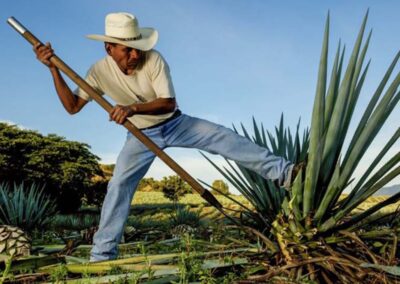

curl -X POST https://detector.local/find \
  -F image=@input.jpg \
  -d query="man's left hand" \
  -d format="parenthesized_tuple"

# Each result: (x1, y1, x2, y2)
(109, 105, 134, 124)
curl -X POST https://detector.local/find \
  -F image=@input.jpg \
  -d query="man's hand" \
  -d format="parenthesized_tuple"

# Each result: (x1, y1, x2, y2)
(33, 42, 56, 69)
(109, 105, 135, 124)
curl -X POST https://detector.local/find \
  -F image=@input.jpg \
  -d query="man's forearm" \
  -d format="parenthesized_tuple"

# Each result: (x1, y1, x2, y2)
(130, 98, 176, 115)
(50, 68, 83, 114)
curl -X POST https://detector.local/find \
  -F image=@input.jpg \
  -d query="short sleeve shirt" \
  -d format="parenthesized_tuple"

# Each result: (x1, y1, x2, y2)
(74, 50, 177, 129)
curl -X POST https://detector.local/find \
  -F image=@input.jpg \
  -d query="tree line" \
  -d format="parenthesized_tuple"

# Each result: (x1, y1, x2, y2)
(0, 123, 229, 212)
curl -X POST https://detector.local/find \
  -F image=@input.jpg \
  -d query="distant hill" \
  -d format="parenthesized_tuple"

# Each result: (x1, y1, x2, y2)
(374, 184, 400, 196)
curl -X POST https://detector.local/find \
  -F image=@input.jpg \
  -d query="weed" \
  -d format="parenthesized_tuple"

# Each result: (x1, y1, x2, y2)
(49, 263, 68, 283)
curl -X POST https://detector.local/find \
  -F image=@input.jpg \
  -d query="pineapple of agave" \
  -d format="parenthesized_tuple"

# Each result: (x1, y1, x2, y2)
(0, 225, 31, 257)
(208, 11, 400, 283)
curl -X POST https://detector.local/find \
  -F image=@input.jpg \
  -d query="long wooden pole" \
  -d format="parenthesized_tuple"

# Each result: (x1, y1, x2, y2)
(7, 17, 223, 211)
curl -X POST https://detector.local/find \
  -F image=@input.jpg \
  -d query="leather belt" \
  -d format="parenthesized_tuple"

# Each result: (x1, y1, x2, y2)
(139, 110, 182, 130)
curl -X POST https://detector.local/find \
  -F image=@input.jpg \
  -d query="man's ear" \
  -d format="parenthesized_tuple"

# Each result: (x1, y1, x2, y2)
(105, 43, 112, 56)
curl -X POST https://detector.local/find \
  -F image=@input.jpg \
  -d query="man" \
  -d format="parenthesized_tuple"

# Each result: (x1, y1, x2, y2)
(34, 12, 295, 261)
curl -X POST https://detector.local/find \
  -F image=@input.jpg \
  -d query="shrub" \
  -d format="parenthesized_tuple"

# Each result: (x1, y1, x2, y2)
(0, 182, 57, 232)
(170, 207, 201, 228)
(0, 123, 103, 212)
(160, 175, 192, 203)
(211, 179, 229, 195)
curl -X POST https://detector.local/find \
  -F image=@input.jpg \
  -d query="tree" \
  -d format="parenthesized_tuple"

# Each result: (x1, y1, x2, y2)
(0, 123, 104, 212)
(137, 177, 161, 192)
(211, 179, 230, 195)
(160, 175, 192, 203)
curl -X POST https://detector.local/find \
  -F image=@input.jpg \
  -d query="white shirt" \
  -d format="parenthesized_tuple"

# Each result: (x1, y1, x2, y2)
(74, 50, 177, 129)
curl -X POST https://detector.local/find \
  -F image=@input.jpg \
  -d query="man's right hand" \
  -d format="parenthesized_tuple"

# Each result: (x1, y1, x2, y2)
(33, 42, 56, 69)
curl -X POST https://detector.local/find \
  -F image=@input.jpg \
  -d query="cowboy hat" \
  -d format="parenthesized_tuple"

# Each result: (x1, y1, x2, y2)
(86, 12, 158, 51)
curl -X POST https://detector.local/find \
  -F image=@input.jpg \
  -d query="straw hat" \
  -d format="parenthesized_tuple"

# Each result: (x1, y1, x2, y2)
(86, 12, 158, 51)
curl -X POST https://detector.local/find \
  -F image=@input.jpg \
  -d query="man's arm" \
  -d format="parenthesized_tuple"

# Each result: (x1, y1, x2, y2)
(109, 98, 176, 124)
(33, 42, 88, 114)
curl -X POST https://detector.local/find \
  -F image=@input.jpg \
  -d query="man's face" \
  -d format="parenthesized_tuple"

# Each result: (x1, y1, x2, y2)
(106, 43, 142, 75)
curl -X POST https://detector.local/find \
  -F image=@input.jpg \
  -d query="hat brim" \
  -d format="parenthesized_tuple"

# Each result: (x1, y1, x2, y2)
(86, 28, 158, 51)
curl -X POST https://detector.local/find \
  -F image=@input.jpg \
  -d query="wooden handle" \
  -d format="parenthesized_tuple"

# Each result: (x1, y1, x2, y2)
(7, 17, 223, 210)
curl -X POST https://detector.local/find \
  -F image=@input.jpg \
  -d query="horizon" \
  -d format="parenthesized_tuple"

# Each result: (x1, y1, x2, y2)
(1, 1, 399, 194)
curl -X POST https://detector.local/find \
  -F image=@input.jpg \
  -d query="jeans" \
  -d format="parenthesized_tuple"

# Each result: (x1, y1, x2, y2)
(90, 113, 292, 261)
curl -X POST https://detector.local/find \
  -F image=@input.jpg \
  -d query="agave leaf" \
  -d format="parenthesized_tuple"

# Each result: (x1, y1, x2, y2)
(0, 182, 56, 231)
(345, 51, 400, 162)
(252, 117, 265, 148)
(290, 168, 303, 221)
(261, 123, 268, 148)
(335, 191, 400, 231)
(199, 179, 254, 215)
(303, 12, 329, 216)
(314, 159, 341, 223)
(339, 72, 400, 190)
(344, 154, 400, 212)
(341, 128, 400, 209)
(224, 160, 273, 213)
(324, 40, 342, 129)
(64, 274, 180, 284)
(239, 123, 251, 140)
(360, 263, 400, 276)
(0, 255, 64, 272)
(267, 130, 279, 153)
(349, 210, 399, 231)
(320, 12, 369, 187)
(320, 165, 400, 232)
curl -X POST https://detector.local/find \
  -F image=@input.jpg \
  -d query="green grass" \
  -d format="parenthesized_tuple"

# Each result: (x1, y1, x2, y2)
(131, 192, 400, 225)
(132, 192, 250, 207)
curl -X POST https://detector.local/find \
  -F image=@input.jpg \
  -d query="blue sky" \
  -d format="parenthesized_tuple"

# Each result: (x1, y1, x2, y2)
(1, 1, 399, 193)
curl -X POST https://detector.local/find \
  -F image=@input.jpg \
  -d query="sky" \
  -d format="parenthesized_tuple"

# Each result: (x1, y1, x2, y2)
(1, 1, 399, 194)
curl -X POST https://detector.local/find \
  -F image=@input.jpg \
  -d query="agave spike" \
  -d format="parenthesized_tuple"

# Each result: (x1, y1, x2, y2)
(314, 159, 341, 222)
(267, 130, 278, 153)
(341, 128, 400, 209)
(224, 161, 274, 213)
(324, 40, 342, 129)
(261, 123, 268, 147)
(320, 165, 400, 232)
(339, 71, 400, 190)
(239, 123, 251, 140)
(320, 65, 400, 217)
(303, 12, 329, 216)
(345, 152, 400, 211)
(320, 12, 369, 187)
(335, 191, 400, 232)
(319, 61, 372, 208)
(252, 117, 264, 147)
(335, 31, 372, 151)
(346, 51, 400, 163)
(290, 168, 304, 221)
(347, 30, 372, 105)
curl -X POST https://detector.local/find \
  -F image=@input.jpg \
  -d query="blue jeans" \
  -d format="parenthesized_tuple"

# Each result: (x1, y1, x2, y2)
(90, 113, 292, 261)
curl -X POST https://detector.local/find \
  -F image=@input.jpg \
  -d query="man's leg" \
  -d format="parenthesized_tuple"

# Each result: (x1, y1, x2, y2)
(90, 131, 162, 261)
(163, 114, 293, 186)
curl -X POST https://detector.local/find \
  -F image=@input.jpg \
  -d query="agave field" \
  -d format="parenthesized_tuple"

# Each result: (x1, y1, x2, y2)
(0, 11, 399, 284)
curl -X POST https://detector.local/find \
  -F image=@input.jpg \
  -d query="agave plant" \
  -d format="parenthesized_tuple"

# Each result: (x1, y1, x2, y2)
(208, 11, 400, 283)
(0, 182, 57, 232)
(203, 114, 309, 231)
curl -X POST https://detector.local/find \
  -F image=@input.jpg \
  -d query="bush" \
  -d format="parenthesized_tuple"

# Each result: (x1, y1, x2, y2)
(160, 175, 192, 203)
(211, 179, 229, 195)
(0, 123, 103, 212)
(0, 182, 57, 232)
(170, 206, 201, 228)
